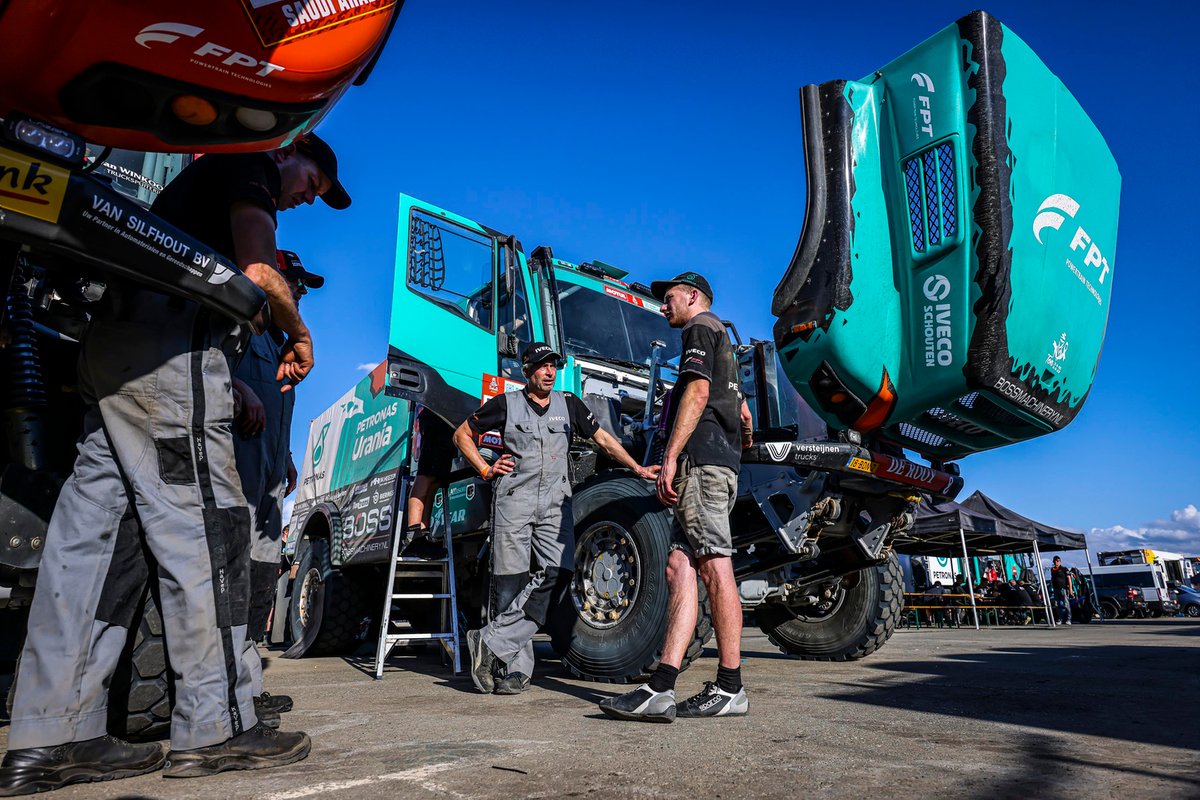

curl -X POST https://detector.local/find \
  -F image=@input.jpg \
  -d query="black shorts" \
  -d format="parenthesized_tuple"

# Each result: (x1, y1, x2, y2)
(415, 408, 455, 478)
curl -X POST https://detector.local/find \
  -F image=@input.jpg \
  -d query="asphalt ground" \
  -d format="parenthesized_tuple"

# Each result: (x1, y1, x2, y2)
(2, 617, 1198, 799)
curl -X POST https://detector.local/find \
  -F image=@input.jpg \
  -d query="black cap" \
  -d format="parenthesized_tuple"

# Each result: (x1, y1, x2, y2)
(294, 133, 351, 210)
(522, 341, 563, 367)
(650, 271, 714, 302)
(276, 249, 325, 289)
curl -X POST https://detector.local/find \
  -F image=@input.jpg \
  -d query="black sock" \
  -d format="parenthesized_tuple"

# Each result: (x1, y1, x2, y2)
(648, 663, 678, 693)
(717, 665, 742, 693)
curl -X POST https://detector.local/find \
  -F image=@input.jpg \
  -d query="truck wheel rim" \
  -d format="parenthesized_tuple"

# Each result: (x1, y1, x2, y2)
(298, 568, 323, 628)
(572, 522, 641, 630)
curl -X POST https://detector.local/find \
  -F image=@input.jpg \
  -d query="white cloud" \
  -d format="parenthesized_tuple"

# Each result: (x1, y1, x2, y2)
(281, 497, 295, 529)
(356, 362, 377, 372)
(1087, 504, 1200, 556)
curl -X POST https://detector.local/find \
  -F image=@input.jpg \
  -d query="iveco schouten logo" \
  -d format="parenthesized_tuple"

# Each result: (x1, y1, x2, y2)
(922, 274, 950, 302)
(1032, 194, 1080, 244)
(135, 22, 204, 48)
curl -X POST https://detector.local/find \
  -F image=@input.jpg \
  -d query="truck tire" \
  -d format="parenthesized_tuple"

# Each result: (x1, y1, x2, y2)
(1099, 599, 1121, 620)
(549, 474, 713, 683)
(6, 590, 172, 740)
(755, 551, 902, 661)
(107, 589, 172, 740)
(286, 536, 371, 656)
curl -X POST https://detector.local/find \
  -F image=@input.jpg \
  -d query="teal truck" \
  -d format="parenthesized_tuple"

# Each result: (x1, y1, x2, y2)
(284, 10, 1119, 681)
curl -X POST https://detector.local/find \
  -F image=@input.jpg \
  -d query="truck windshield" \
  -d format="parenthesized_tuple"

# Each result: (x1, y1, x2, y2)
(558, 283, 681, 367)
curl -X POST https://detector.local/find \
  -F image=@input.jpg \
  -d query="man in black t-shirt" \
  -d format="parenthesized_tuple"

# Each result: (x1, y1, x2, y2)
(455, 343, 657, 695)
(1049, 556, 1074, 626)
(2, 135, 350, 791)
(601, 272, 754, 724)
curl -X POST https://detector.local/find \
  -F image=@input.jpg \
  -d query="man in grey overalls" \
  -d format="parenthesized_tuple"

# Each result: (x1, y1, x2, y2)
(0, 136, 350, 795)
(232, 250, 323, 721)
(454, 343, 657, 695)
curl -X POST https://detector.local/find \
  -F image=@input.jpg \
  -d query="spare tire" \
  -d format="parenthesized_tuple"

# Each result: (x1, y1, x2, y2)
(755, 551, 902, 661)
(549, 474, 713, 683)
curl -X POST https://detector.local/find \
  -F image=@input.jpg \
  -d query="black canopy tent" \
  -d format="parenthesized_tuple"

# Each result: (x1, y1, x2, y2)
(960, 491, 1088, 552)
(890, 491, 1092, 629)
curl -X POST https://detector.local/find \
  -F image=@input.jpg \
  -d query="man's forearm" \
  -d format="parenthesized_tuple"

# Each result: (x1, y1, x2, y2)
(593, 428, 643, 472)
(663, 379, 708, 463)
(452, 422, 489, 477)
(243, 262, 308, 340)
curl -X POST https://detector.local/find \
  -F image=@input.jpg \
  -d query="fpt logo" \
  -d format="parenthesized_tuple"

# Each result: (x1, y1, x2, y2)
(910, 72, 935, 138)
(1032, 194, 1079, 244)
(910, 72, 935, 91)
(1033, 194, 1112, 287)
(311, 422, 331, 468)
(135, 22, 203, 47)
(134, 22, 285, 79)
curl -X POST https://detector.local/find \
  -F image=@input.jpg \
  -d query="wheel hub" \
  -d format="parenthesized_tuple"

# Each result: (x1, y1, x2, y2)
(572, 522, 641, 630)
(298, 567, 322, 627)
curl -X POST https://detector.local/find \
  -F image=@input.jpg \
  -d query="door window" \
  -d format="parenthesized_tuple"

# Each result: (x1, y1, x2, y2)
(497, 246, 532, 380)
(407, 208, 495, 331)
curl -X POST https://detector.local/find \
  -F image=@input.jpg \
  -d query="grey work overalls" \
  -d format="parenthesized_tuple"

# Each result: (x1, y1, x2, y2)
(480, 391, 574, 677)
(8, 288, 257, 751)
(232, 328, 294, 694)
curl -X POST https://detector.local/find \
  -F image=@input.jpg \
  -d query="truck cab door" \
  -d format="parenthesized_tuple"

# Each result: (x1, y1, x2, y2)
(385, 194, 534, 425)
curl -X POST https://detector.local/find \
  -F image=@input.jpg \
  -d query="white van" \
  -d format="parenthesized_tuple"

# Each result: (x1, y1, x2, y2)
(1090, 556, 1177, 615)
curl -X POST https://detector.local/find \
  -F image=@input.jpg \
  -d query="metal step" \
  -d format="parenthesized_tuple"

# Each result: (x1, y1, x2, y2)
(391, 593, 453, 599)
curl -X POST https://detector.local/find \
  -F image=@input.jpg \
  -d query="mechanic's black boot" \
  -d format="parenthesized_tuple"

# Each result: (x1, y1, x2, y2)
(162, 722, 311, 779)
(256, 692, 294, 715)
(0, 735, 165, 796)
(493, 673, 531, 695)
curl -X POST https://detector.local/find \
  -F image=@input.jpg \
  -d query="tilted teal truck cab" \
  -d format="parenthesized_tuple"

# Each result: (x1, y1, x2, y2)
(288, 10, 1117, 681)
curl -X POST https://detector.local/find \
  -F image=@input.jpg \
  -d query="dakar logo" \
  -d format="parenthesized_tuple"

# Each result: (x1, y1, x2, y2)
(311, 422, 331, 468)
(1046, 332, 1069, 375)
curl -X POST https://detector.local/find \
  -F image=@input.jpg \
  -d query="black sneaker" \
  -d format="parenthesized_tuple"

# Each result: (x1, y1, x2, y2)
(493, 673, 530, 695)
(0, 735, 165, 796)
(466, 629, 496, 694)
(597, 685, 676, 723)
(162, 722, 310, 779)
(256, 692, 294, 714)
(675, 682, 749, 718)
(400, 527, 447, 560)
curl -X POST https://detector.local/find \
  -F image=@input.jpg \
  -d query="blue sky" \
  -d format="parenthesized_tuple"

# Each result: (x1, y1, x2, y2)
(276, 1, 1200, 556)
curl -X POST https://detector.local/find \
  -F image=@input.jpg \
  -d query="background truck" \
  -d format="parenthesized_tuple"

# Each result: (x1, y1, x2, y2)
(284, 192, 964, 680)
(285, 9, 1120, 682)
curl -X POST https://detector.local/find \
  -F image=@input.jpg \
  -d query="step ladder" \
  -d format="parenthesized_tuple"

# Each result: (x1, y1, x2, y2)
(373, 477, 461, 679)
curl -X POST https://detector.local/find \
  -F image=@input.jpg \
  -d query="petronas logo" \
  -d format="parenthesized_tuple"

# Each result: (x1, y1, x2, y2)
(312, 422, 331, 468)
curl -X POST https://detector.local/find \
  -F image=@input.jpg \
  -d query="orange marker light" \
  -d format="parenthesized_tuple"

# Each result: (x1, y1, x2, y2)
(170, 95, 218, 126)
